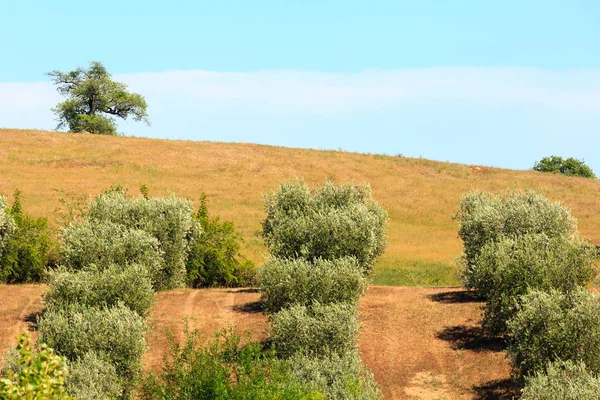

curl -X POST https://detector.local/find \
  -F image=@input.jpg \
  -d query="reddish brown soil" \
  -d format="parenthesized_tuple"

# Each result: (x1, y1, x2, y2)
(0, 285, 512, 399)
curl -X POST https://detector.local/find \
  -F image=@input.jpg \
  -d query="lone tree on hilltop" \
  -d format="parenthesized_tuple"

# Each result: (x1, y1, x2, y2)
(48, 61, 149, 135)
(533, 155, 596, 179)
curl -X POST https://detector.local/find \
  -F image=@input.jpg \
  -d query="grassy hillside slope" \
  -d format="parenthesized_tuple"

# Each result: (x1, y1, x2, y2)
(1, 129, 599, 285)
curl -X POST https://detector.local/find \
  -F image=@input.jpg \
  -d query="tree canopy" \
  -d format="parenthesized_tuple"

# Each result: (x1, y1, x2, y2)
(533, 155, 596, 179)
(48, 61, 149, 135)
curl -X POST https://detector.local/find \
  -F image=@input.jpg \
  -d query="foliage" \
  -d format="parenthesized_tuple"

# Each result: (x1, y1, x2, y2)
(270, 302, 359, 358)
(186, 193, 255, 287)
(521, 360, 600, 400)
(44, 264, 155, 317)
(456, 189, 578, 291)
(474, 234, 597, 335)
(0, 190, 53, 283)
(507, 288, 600, 380)
(87, 189, 200, 290)
(0, 332, 72, 400)
(259, 257, 367, 313)
(59, 219, 164, 287)
(0, 196, 15, 258)
(37, 303, 148, 382)
(286, 350, 382, 400)
(139, 327, 322, 400)
(534, 156, 596, 179)
(48, 61, 149, 135)
(262, 180, 388, 273)
(65, 351, 124, 400)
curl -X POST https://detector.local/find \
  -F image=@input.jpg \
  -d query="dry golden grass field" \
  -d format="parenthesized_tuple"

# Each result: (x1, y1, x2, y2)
(1, 128, 600, 285)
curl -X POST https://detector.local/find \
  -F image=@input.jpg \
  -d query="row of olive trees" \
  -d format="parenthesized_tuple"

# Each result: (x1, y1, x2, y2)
(1, 188, 207, 398)
(38, 188, 203, 399)
(259, 180, 388, 399)
(457, 189, 600, 398)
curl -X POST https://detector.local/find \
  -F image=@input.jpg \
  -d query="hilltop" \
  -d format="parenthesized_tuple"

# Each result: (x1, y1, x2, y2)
(1, 128, 599, 285)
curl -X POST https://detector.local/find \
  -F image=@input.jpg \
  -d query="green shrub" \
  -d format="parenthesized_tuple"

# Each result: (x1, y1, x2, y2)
(0, 190, 53, 283)
(474, 234, 597, 335)
(286, 350, 382, 400)
(0, 332, 72, 399)
(0, 196, 15, 257)
(457, 189, 577, 291)
(262, 181, 388, 273)
(59, 219, 164, 288)
(259, 257, 367, 313)
(507, 288, 600, 380)
(186, 193, 255, 288)
(139, 327, 321, 400)
(44, 264, 155, 316)
(38, 303, 148, 382)
(270, 302, 359, 358)
(87, 189, 200, 290)
(534, 155, 596, 179)
(65, 351, 123, 400)
(521, 360, 600, 400)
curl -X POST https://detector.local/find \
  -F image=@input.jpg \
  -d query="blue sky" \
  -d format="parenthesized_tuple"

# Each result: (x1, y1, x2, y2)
(1, 0, 599, 171)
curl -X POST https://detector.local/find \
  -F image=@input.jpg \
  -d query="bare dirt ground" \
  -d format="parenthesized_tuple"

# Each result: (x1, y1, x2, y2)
(0, 285, 513, 399)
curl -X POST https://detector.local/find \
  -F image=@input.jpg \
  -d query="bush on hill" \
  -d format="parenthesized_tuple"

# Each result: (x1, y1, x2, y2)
(0, 190, 53, 283)
(38, 303, 148, 383)
(507, 288, 600, 380)
(270, 302, 359, 358)
(474, 234, 597, 335)
(259, 257, 366, 313)
(456, 189, 578, 292)
(139, 327, 321, 400)
(186, 193, 255, 288)
(521, 360, 600, 400)
(534, 156, 596, 179)
(262, 180, 387, 273)
(44, 264, 155, 317)
(65, 351, 124, 400)
(86, 187, 200, 290)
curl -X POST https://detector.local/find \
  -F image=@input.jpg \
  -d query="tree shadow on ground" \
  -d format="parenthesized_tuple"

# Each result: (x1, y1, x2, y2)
(23, 310, 43, 331)
(226, 288, 259, 294)
(428, 290, 484, 304)
(436, 325, 506, 352)
(232, 301, 263, 314)
(472, 378, 519, 400)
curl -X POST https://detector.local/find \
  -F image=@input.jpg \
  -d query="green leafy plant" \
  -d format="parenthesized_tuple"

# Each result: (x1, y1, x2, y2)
(286, 350, 382, 400)
(37, 303, 148, 383)
(186, 193, 255, 287)
(0, 190, 53, 283)
(0, 196, 15, 259)
(259, 257, 367, 313)
(270, 302, 359, 358)
(507, 288, 600, 380)
(474, 234, 597, 335)
(534, 156, 596, 179)
(456, 189, 578, 292)
(0, 332, 72, 399)
(139, 327, 322, 400)
(65, 351, 124, 400)
(44, 264, 155, 317)
(86, 188, 200, 290)
(262, 180, 388, 273)
(521, 360, 600, 400)
(48, 61, 149, 135)
(59, 219, 164, 288)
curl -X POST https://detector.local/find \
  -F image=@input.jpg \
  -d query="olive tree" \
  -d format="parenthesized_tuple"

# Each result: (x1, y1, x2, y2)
(262, 181, 387, 273)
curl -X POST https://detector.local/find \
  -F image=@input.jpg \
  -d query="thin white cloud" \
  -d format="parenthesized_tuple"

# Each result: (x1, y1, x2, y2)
(1, 67, 599, 130)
